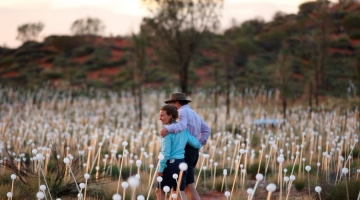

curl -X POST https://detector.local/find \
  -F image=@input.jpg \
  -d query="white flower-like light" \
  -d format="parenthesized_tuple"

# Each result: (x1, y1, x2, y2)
(224, 191, 230, 197)
(112, 193, 122, 200)
(128, 176, 140, 188)
(266, 183, 276, 192)
(36, 191, 45, 199)
(163, 186, 170, 193)
(255, 173, 264, 181)
(179, 162, 188, 171)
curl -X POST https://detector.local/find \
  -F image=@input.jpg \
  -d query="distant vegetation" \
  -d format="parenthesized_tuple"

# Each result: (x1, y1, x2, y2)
(0, 1, 359, 104)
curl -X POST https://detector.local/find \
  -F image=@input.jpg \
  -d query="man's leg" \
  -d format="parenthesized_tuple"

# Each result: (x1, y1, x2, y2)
(184, 145, 200, 200)
(185, 183, 200, 200)
(155, 188, 165, 200)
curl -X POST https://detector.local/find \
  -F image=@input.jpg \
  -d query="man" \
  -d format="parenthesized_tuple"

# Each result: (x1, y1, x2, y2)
(160, 92, 210, 200)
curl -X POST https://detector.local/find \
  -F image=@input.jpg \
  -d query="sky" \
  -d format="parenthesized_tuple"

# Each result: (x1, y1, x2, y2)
(0, 0, 326, 48)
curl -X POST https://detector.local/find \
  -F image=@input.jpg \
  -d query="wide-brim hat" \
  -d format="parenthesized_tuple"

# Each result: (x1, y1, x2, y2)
(165, 92, 191, 104)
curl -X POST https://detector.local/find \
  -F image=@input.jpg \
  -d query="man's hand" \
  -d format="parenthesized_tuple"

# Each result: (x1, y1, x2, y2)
(160, 127, 169, 138)
(157, 172, 163, 177)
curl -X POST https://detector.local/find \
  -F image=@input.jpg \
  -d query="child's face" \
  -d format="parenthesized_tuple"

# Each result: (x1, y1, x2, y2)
(159, 110, 172, 125)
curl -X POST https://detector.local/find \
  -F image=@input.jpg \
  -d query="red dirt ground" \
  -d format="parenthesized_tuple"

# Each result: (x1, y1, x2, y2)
(2, 71, 19, 78)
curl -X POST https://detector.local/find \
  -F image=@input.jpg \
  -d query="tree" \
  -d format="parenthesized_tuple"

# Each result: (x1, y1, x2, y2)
(274, 45, 294, 119)
(141, 0, 223, 93)
(16, 22, 44, 43)
(131, 27, 148, 129)
(313, 0, 331, 106)
(70, 17, 105, 36)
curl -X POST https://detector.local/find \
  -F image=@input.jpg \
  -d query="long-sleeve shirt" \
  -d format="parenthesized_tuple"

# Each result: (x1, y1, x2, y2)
(165, 104, 210, 146)
(159, 128, 201, 172)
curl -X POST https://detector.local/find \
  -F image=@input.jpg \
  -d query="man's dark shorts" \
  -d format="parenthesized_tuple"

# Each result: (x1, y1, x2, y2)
(184, 144, 199, 184)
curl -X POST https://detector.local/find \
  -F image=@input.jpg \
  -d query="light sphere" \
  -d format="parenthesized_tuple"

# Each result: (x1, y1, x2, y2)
(317, 162, 321, 167)
(171, 193, 177, 199)
(56, 198, 61, 200)
(163, 186, 170, 193)
(284, 176, 289, 182)
(315, 186, 322, 193)
(79, 183, 85, 189)
(7, 192, 12, 198)
(137, 195, 145, 200)
(290, 175, 296, 181)
(136, 160, 142, 166)
(63, 158, 70, 164)
(342, 167, 349, 174)
(36, 191, 45, 199)
(305, 165, 311, 172)
(224, 191, 230, 197)
(239, 149, 245, 154)
(179, 162, 188, 171)
(40, 184, 46, 191)
(266, 183, 277, 192)
(277, 156, 284, 163)
(255, 173, 264, 181)
(247, 188, 253, 195)
(158, 154, 165, 160)
(223, 169, 228, 175)
(112, 193, 122, 200)
(84, 173, 90, 179)
(122, 141, 128, 147)
(32, 149, 38, 155)
(172, 174, 178, 179)
(10, 174, 16, 180)
(121, 182, 129, 189)
(157, 176, 163, 182)
(135, 174, 140, 179)
(128, 176, 140, 188)
(36, 153, 44, 160)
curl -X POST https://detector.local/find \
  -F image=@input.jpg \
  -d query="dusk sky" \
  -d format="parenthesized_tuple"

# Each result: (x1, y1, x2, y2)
(0, 0, 333, 48)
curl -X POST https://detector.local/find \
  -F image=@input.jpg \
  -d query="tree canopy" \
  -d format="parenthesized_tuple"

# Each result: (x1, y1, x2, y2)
(16, 22, 44, 43)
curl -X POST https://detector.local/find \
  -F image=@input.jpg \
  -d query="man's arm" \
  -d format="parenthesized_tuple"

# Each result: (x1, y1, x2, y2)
(198, 119, 210, 146)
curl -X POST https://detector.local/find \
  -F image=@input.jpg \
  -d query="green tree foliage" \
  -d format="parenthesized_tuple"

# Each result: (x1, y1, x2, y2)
(141, 0, 223, 93)
(298, 1, 324, 16)
(342, 13, 360, 31)
(255, 29, 286, 51)
(70, 17, 105, 36)
(16, 22, 44, 43)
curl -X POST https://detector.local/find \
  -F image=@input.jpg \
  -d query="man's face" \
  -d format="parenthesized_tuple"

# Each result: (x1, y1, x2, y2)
(168, 101, 180, 109)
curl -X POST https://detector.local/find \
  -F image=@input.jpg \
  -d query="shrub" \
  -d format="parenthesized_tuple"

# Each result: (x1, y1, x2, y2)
(247, 162, 271, 179)
(0, 56, 15, 66)
(41, 69, 63, 79)
(342, 13, 360, 31)
(349, 31, 360, 40)
(294, 177, 306, 191)
(327, 179, 360, 200)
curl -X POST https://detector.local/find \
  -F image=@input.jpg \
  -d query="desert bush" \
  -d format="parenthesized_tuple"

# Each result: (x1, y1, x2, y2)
(0, 55, 15, 66)
(326, 179, 360, 200)
(247, 162, 271, 179)
(294, 177, 306, 191)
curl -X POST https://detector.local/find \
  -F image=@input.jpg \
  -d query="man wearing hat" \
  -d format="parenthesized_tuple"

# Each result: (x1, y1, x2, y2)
(160, 92, 210, 200)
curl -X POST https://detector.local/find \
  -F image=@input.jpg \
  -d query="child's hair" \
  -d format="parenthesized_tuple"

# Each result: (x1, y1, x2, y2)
(160, 105, 178, 124)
